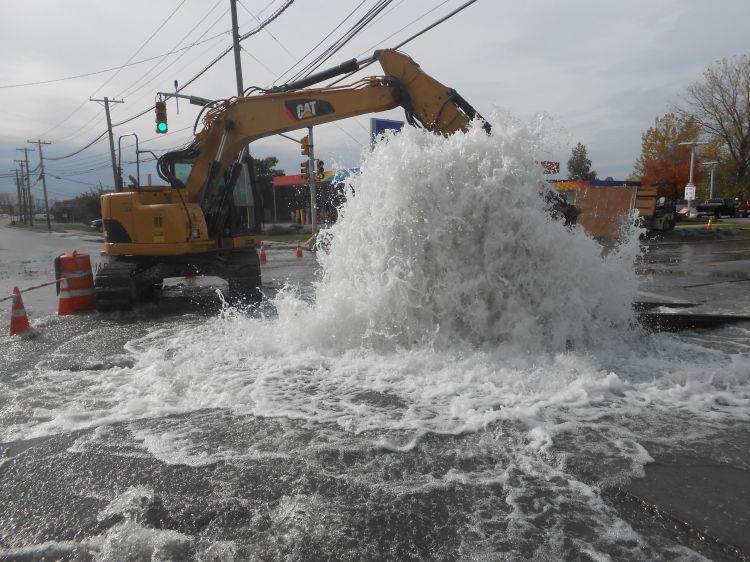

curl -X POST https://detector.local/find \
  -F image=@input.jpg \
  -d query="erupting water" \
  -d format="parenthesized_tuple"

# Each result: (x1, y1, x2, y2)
(280, 117, 642, 353)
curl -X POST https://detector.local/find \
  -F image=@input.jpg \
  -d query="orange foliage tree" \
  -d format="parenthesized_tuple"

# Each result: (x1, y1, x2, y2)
(632, 113, 703, 187)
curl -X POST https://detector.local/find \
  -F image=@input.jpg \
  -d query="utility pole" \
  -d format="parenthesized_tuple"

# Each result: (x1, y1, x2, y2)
(13, 163, 26, 224)
(14, 169, 24, 223)
(15, 148, 34, 226)
(229, 0, 251, 227)
(90, 96, 124, 191)
(230, 0, 244, 97)
(28, 139, 52, 231)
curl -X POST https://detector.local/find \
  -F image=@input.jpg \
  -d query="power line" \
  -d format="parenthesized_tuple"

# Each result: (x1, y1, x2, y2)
(328, 0, 481, 88)
(36, 1, 189, 140)
(272, 0, 369, 86)
(46, 0, 297, 164)
(287, 0, 395, 83)
(176, 0, 297, 94)
(238, 0, 295, 58)
(115, 1, 226, 100)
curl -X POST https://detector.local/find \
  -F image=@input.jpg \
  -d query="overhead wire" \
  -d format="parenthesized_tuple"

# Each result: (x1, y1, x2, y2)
(36, 1, 189, 140)
(237, 0, 295, 59)
(115, 1, 227, 100)
(327, 0, 481, 89)
(285, 0, 394, 84)
(63, 0, 297, 150)
(272, 0, 369, 87)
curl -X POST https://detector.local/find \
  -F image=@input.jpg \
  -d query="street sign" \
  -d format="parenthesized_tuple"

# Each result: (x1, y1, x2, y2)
(685, 182, 696, 201)
(370, 118, 405, 147)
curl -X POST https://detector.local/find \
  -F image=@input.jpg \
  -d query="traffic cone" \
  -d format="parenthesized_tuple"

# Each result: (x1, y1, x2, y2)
(9, 287, 32, 336)
(295, 241, 303, 258)
(707, 218, 713, 232)
(259, 242, 267, 264)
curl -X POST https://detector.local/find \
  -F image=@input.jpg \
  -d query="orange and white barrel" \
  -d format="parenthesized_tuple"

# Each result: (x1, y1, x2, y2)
(55, 251, 96, 315)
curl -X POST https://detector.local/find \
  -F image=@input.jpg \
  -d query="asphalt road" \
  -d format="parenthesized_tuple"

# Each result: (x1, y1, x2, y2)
(1, 219, 749, 560)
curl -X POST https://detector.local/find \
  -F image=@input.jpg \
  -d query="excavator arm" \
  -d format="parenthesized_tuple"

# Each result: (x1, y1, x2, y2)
(160, 49, 489, 206)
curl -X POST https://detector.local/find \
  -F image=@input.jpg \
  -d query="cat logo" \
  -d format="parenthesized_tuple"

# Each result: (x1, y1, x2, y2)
(284, 99, 335, 122)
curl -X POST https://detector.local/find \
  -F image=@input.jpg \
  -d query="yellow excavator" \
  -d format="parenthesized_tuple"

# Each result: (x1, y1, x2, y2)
(95, 49, 577, 309)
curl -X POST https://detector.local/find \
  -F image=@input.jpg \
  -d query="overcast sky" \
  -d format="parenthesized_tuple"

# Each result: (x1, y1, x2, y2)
(1, 0, 748, 201)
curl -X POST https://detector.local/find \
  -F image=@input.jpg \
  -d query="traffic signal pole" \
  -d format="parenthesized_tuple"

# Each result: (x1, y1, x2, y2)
(308, 127, 317, 233)
(90, 96, 124, 191)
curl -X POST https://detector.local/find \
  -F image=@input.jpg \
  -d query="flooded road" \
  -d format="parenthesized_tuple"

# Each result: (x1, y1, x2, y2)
(2, 127, 750, 561)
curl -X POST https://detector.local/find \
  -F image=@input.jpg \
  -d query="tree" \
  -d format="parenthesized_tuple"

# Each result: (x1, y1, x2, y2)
(72, 186, 106, 223)
(252, 156, 284, 191)
(679, 55, 750, 194)
(632, 112, 702, 187)
(567, 142, 597, 181)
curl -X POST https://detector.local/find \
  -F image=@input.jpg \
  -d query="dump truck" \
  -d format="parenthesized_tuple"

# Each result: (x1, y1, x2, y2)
(635, 183, 678, 232)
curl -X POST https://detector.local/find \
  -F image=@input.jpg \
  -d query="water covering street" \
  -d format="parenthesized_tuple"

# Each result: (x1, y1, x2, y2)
(1, 124, 749, 561)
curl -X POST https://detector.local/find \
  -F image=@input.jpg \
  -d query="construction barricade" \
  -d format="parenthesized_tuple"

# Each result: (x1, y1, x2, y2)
(54, 251, 96, 315)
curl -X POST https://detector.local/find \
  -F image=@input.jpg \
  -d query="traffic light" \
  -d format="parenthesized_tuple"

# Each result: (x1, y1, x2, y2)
(300, 135, 310, 156)
(300, 160, 310, 180)
(155, 101, 168, 134)
(316, 160, 325, 181)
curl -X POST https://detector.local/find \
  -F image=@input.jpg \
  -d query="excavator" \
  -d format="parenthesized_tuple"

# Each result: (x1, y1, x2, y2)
(95, 49, 578, 309)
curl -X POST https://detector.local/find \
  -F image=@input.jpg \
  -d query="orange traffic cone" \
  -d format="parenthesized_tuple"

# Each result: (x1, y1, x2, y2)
(707, 218, 713, 232)
(9, 286, 32, 336)
(295, 241, 303, 258)
(259, 242, 267, 264)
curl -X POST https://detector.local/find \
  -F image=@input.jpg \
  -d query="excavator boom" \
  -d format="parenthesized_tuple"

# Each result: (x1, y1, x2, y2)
(160, 49, 487, 202)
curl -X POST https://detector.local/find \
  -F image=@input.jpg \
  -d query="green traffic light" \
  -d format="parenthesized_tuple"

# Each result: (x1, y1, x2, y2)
(157, 122, 168, 133)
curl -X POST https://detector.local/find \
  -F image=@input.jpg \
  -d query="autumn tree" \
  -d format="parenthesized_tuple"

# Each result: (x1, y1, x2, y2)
(679, 55, 750, 194)
(567, 142, 597, 181)
(252, 156, 284, 191)
(632, 113, 702, 187)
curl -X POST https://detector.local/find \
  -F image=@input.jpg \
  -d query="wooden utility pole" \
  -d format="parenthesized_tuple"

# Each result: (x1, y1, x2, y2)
(13, 163, 25, 223)
(230, 0, 244, 97)
(28, 140, 52, 231)
(15, 149, 34, 226)
(90, 96, 124, 191)
(14, 169, 24, 223)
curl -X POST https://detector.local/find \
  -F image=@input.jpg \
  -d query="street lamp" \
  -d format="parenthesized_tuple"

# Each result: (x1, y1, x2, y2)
(678, 141, 708, 211)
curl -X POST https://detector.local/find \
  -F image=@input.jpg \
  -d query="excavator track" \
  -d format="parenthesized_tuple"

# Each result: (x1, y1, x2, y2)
(94, 261, 138, 310)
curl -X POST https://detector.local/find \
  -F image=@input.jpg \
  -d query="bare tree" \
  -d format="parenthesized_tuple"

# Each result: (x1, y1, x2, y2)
(680, 55, 750, 191)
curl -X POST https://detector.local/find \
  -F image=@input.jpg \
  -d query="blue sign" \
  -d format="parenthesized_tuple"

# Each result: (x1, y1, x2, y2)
(371, 118, 405, 137)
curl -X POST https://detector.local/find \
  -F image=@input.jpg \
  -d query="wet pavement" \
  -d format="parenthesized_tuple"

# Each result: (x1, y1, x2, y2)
(1, 220, 750, 560)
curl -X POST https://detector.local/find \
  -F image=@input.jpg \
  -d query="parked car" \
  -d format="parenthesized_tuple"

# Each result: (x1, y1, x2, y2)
(90, 218, 103, 232)
(737, 200, 750, 218)
(695, 198, 737, 218)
